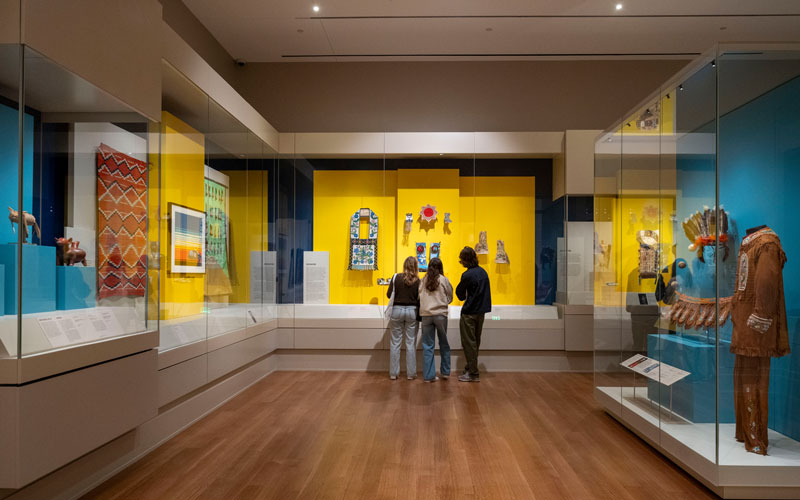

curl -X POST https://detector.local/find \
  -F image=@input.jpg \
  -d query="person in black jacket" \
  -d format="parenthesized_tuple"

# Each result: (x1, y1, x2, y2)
(455, 246, 491, 382)
(386, 256, 421, 380)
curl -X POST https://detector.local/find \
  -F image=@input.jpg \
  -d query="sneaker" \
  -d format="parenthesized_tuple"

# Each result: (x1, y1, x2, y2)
(424, 377, 440, 383)
(458, 373, 480, 382)
(407, 376, 417, 380)
(440, 373, 449, 379)
(390, 375, 397, 380)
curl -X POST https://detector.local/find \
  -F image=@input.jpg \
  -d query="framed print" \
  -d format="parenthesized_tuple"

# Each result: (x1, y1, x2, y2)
(170, 203, 206, 274)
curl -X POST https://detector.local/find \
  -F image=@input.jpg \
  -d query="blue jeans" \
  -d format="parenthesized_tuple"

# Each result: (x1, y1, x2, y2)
(421, 315, 450, 381)
(389, 305, 418, 377)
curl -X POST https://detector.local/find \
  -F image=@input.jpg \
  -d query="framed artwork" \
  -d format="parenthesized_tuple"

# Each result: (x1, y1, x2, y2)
(170, 203, 206, 274)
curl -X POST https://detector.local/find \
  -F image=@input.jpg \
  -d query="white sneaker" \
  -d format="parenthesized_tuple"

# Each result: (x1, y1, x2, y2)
(390, 375, 397, 380)
(424, 377, 440, 383)
(407, 375, 416, 380)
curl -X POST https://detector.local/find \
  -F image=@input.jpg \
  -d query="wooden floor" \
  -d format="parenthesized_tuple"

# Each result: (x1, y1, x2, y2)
(83, 372, 718, 500)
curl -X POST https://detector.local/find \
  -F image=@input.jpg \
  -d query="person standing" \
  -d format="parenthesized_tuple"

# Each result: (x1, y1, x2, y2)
(418, 258, 453, 382)
(455, 247, 491, 382)
(387, 256, 421, 380)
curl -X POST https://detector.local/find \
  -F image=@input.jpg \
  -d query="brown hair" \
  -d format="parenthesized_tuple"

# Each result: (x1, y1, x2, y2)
(459, 246, 479, 268)
(402, 256, 419, 286)
(424, 258, 444, 292)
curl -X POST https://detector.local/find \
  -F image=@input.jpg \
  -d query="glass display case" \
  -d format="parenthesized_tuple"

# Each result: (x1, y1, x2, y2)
(594, 43, 800, 497)
(0, 44, 158, 365)
(159, 61, 277, 356)
(281, 152, 564, 333)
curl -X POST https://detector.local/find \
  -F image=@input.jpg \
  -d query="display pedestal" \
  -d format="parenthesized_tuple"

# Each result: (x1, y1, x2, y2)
(0, 244, 56, 314)
(56, 266, 96, 310)
(646, 334, 735, 423)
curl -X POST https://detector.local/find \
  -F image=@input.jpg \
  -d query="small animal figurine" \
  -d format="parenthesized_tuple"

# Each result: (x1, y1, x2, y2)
(8, 207, 41, 244)
(55, 237, 87, 266)
(495, 240, 510, 264)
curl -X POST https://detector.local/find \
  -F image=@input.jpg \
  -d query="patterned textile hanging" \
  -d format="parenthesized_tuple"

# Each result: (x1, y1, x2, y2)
(348, 208, 379, 270)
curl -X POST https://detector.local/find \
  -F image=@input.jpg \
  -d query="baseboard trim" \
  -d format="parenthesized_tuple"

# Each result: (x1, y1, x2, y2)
(276, 349, 593, 372)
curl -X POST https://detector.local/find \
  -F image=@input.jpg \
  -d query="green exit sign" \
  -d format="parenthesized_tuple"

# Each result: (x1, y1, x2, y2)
(492, 315, 501, 321)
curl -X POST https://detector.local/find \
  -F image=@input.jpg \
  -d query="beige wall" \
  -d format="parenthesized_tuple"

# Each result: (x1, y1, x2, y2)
(161, 0, 241, 89)
(0, 0, 20, 44)
(21, 0, 162, 121)
(235, 59, 689, 133)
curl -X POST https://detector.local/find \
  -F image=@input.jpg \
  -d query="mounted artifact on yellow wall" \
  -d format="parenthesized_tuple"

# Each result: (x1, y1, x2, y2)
(348, 208, 379, 271)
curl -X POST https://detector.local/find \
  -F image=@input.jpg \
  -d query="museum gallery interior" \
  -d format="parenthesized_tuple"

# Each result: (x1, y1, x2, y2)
(0, 1, 799, 499)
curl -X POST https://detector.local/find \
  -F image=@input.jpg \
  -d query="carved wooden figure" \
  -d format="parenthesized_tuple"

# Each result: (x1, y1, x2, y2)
(8, 207, 41, 244)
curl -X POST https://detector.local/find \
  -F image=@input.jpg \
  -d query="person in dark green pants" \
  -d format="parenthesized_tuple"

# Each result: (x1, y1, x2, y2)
(455, 247, 491, 382)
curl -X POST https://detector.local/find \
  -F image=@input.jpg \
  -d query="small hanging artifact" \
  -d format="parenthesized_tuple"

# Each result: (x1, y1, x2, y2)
(420, 204, 438, 223)
(475, 231, 489, 255)
(636, 229, 659, 279)
(416, 242, 428, 271)
(348, 208, 378, 271)
(495, 240, 509, 264)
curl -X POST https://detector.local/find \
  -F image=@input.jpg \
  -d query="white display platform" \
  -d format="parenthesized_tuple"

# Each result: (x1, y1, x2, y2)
(597, 386, 800, 497)
(0, 306, 146, 357)
(159, 302, 278, 353)
(291, 304, 560, 321)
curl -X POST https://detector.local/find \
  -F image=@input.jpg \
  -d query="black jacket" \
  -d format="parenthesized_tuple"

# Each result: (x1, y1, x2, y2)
(456, 266, 492, 315)
(387, 275, 420, 307)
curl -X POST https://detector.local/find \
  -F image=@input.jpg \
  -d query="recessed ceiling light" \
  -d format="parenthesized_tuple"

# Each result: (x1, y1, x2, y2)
(312, 5, 320, 12)
(615, 3, 623, 10)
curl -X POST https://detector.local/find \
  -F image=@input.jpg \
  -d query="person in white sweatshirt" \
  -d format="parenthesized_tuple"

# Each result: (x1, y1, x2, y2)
(418, 258, 453, 382)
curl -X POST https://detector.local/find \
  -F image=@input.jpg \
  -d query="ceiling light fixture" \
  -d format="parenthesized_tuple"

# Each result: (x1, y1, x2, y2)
(312, 5, 320, 12)
(615, 3, 623, 10)
(485, 27, 493, 32)
(297, 29, 304, 33)
(678, 84, 684, 91)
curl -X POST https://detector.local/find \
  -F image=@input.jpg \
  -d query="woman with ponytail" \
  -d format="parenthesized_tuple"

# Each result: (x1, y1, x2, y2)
(418, 257, 453, 382)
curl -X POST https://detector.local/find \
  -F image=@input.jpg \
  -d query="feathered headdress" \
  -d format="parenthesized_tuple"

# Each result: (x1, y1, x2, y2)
(682, 206, 729, 262)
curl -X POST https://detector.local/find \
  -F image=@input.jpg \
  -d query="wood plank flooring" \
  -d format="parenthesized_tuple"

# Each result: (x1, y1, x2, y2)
(82, 372, 718, 500)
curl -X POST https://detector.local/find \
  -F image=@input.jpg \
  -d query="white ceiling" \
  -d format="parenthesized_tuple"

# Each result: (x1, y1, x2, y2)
(183, 0, 800, 62)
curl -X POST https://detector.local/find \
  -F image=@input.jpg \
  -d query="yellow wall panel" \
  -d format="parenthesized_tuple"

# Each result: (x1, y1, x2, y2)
(313, 170, 396, 305)
(224, 169, 268, 305)
(160, 111, 205, 320)
(593, 193, 676, 306)
(396, 169, 462, 298)
(462, 176, 536, 306)
(312, 169, 537, 306)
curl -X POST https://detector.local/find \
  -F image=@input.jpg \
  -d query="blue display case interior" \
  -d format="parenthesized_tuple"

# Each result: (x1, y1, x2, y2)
(56, 266, 96, 310)
(648, 70, 800, 442)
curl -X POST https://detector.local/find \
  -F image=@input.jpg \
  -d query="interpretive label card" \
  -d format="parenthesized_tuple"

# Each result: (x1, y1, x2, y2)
(303, 251, 330, 304)
(620, 354, 690, 386)
(38, 308, 125, 348)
